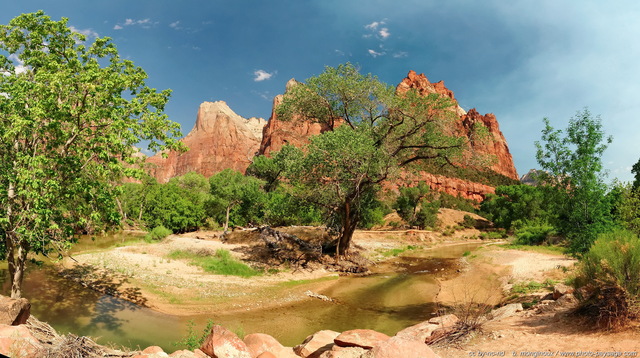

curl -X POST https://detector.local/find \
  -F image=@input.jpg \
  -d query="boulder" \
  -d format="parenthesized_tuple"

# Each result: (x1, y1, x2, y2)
(0, 324, 44, 358)
(0, 296, 30, 325)
(319, 345, 368, 358)
(144, 346, 167, 355)
(243, 333, 283, 358)
(294, 330, 340, 358)
(271, 346, 300, 358)
(553, 283, 575, 300)
(200, 325, 252, 358)
(363, 336, 440, 358)
(170, 350, 199, 358)
(256, 352, 277, 358)
(489, 303, 523, 321)
(334, 329, 390, 349)
(427, 314, 459, 329)
(394, 321, 441, 342)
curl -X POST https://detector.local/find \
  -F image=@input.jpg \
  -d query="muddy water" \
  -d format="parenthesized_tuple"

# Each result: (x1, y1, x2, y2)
(1, 235, 481, 351)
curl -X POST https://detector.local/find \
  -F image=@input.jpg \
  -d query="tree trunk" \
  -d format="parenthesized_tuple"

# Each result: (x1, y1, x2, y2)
(224, 205, 231, 233)
(10, 243, 27, 299)
(337, 201, 358, 257)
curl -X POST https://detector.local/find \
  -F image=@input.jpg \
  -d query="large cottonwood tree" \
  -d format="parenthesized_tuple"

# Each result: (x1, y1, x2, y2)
(0, 12, 183, 298)
(274, 63, 471, 256)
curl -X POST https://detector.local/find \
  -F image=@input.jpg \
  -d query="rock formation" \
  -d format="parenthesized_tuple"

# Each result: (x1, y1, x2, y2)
(258, 79, 335, 157)
(397, 70, 518, 181)
(146, 101, 266, 183)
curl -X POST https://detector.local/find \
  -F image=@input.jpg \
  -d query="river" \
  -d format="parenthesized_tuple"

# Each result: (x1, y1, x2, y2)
(0, 233, 481, 351)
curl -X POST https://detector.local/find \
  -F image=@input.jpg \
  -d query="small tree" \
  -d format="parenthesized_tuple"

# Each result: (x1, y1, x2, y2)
(535, 109, 613, 254)
(208, 169, 265, 231)
(0, 12, 183, 298)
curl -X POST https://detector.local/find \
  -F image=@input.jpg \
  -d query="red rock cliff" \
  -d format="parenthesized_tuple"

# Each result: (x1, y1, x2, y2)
(146, 101, 266, 182)
(397, 70, 518, 181)
(258, 79, 335, 156)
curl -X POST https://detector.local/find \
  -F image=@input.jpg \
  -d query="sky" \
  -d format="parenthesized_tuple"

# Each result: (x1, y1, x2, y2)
(2, 0, 640, 182)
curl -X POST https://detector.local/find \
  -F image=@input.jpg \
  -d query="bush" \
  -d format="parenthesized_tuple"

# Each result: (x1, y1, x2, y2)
(514, 223, 555, 245)
(145, 226, 172, 242)
(577, 229, 640, 328)
(168, 249, 261, 277)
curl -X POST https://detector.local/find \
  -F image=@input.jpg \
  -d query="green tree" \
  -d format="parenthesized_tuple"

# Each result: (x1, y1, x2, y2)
(276, 63, 469, 255)
(0, 12, 183, 298)
(480, 184, 549, 230)
(394, 182, 438, 229)
(208, 169, 266, 231)
(535, 109, 613, 254)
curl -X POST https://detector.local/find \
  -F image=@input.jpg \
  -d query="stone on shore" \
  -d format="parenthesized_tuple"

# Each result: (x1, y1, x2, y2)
(363, 336, 440, 358)
(243, 333, 284, 358)
(200, 325, 252, 358)
(334, 329, 390, 349)
(0, 296, 31, 326)
(318, 345, 368, 358)
(395, 321, 441, 342)
(294, 330, 340, 358)
(553, 283, 575, 300)
(0, 324, 44, 358)
(489, 303, 523, 321)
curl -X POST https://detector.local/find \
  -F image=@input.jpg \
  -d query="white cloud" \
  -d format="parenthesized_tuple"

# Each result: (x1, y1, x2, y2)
(393, 51, 408, 58)
(365, 21, 383, 30)
(114, 18, 155, 30)
(69, 26, 99, 40)
(254, 69, 275, 82)
(368, 49, 385, 58)
(379, 28, 390, 39)
(170, 21, 181, 29)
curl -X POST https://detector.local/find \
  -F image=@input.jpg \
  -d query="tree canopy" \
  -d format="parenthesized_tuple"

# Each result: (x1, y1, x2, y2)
(0, 11, 183, 297)
(272, 63, 472, 255)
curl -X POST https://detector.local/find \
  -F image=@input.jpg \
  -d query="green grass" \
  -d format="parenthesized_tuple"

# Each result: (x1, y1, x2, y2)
(380, 245, 421, 257)
(168, 249, 261, 278)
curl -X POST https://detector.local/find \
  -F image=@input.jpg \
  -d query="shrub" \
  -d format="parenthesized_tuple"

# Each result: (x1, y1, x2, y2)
(514, 223, 555, 245)
(577, 229, 640, 328)
(144, 226, 172, 242)
(174, 319, 215, 350)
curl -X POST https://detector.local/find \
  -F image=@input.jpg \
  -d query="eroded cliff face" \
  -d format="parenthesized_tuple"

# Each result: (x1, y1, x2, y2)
(258, 79, 335, 157)
(396, 70, 518, 181)
(146, 101, 266, 183)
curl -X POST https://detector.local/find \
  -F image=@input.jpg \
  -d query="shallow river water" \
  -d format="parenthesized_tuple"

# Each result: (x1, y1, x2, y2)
(0, 234, 481, 351)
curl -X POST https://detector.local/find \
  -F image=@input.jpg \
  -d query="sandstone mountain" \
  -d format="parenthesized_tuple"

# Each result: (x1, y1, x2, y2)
(145, 72, 518, 201)
(146, 101, 266, 183)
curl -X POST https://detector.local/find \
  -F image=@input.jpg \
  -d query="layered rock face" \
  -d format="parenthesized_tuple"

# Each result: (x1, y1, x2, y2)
(258, 79, 335, 157)
(397, 70, 518, 181)
(146, 101, 266, 183)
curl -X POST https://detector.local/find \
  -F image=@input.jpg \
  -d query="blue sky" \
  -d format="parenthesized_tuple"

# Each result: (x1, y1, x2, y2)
(3, 1, 640, 182)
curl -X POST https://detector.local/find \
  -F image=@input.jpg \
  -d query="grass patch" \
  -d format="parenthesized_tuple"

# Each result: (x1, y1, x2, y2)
(168, 249, 261, 278)
(499, 243, 566, 255)
(380, 245, 421, 257)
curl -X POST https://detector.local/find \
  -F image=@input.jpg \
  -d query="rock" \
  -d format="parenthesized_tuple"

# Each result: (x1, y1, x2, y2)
(200, 325, 252, 358)
(0, 296, 31, 325)
(395, 321, 441, 342)
(0, 324, 44, 358)
(489, 303, 524, 321)
(318, 345, 368, 358)
(553, 283, 575, 300)
(256, 352, 277, 358)
(170, 350, 198, 358)
(556, 293, 578, 306)
(334, 329, 390, 349)
(271, 346, 299, 358)
(427, 314, 459, 329)
(144, 346, 167, 355)
(147, 101, 266, 182)
(243, 333, 283, 358)
(294, 330, 340, 358)
(258, 80, 336, 157)
(194, 349, 209, 358)
(363, 336, 440, 358)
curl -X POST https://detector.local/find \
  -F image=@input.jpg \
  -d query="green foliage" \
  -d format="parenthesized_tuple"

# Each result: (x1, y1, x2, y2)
(394, 182, 438, 229)
(0, 12, 183, 297)
(435, 192, 477, 212)
(577, 229, 640, 328)
(144, 182, 207, 233)
(144, 226, 172, 242)
(514, 223, 556, 245)
(168, 249, 261, 277)
(614, 183, 640, 236)
(174, 319, 215, 350)
(208, 169, 266, 231)
(273, 63, 474, 255)
(535, 109, 614, 255)
(511, 281, 544, 294)
(379, 245, 421, 257)
(480, 184, 549, 230)
(461, 215, 477, 229)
